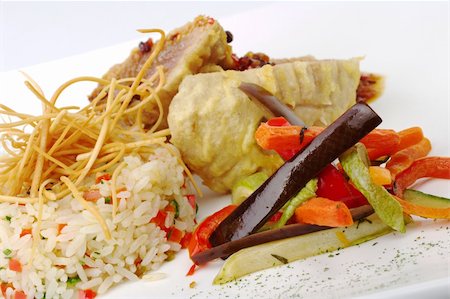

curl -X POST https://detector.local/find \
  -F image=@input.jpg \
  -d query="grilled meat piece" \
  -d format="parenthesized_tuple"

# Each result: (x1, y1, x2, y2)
(90, 16, 234, 128)
(168, 58, 361, 193)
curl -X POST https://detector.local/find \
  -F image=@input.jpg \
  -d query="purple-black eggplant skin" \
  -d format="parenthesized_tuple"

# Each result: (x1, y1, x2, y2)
(193, 205, 374, 265)
(209, 102, 382, 246)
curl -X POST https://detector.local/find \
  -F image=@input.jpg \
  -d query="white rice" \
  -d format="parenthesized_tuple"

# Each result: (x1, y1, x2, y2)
(0, 145, 196, 298)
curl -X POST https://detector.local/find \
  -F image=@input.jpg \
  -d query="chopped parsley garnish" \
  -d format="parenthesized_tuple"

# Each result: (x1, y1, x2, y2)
(3, 248, 12, 256)
(105, 197, 111, 204)
(67, 276, 81, 287)
(5, 216, 11, 222)
(170, 200, 179, 218)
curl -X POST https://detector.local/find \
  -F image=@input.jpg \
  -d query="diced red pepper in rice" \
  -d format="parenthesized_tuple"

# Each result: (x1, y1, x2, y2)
(14, 290, 27, 299)
(20, 228, 32, 237)
(57, 223, 67, 235)
(167, 227, 183, 243)
(9, 258, 22, 272)
(150, 210, 168, 230)
(180, 232, 192, 248)
(78, 289, 97, 299)
(186, 194, 196, 210)
(83, 190, 102, 202)
(1, 283, 13, 298)
(95, 173, 111, 184)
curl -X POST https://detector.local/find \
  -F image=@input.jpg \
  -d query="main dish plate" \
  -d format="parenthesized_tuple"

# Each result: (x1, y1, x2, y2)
(0, 3, 448, 299)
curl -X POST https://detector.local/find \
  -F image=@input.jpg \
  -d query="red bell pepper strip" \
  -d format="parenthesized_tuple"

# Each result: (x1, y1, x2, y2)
(187, 205, 236, 275)
(386, 138, 431, 178)
(394, 157, 450, 197)
(188, 205, 237, 259)
(316, 164, 368, 209)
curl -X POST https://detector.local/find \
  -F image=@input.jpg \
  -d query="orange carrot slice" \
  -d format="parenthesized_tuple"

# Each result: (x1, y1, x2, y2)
(294, 197, 353, 227)
(386, 138, 432, 178)
(393, 127, 424, 153)
(362, 129, 400, 160)
(255, 122, 400, 161)
(393, 195, 450, 219)
(254, 123, 322, 152)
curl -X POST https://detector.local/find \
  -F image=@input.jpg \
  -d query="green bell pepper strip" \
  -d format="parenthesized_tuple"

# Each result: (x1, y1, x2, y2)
(274, 179, 317, 228)
(340, 143, 405, 232)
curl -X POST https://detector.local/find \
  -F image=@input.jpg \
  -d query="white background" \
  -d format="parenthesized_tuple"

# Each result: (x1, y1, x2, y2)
(0, 1, 271, 71)
(0, 1, 449, 298)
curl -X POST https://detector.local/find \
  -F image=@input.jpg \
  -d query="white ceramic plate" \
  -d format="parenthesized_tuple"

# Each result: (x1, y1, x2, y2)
(0, 2, 448, 299)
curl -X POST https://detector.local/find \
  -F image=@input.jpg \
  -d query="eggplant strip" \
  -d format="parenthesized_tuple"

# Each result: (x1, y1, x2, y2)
(210, 102, 382, 246)
(239, 82, 307, 127)
(193, 205, 374, 265)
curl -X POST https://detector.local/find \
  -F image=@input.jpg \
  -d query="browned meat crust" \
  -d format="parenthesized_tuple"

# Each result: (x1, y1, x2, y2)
(90, 16, 234, 129)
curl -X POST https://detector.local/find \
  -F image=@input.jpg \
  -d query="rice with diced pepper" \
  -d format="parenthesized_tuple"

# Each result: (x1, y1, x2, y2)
(0, 144, 196, 298)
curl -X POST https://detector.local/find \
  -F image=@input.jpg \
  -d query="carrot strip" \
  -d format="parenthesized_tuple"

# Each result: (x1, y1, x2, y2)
(386, 138, 432, 178)
(394, 157, 450, 197)
(361, 129, 400, 160)
(255, 122, 400, 161)
(294, 197, 353, 227)
(254, 123, 321, 152)
(393, 127, 424, 153)
(393, 195, 450, 219)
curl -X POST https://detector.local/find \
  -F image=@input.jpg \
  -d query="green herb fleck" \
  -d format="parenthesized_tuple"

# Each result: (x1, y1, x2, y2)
(5, 216, 11, 222)
(3, 248, 12, 256)
(166, 250, 176, 261)
(67, 276, 81, 287)
(105, 197, 111, 204)
(170, 200, 179, 218)
(270, 254, 288, 264)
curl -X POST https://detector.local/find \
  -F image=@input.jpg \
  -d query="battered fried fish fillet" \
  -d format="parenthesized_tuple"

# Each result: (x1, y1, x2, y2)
(90, 16, 234, 128)
(168, 58, 360, 193)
